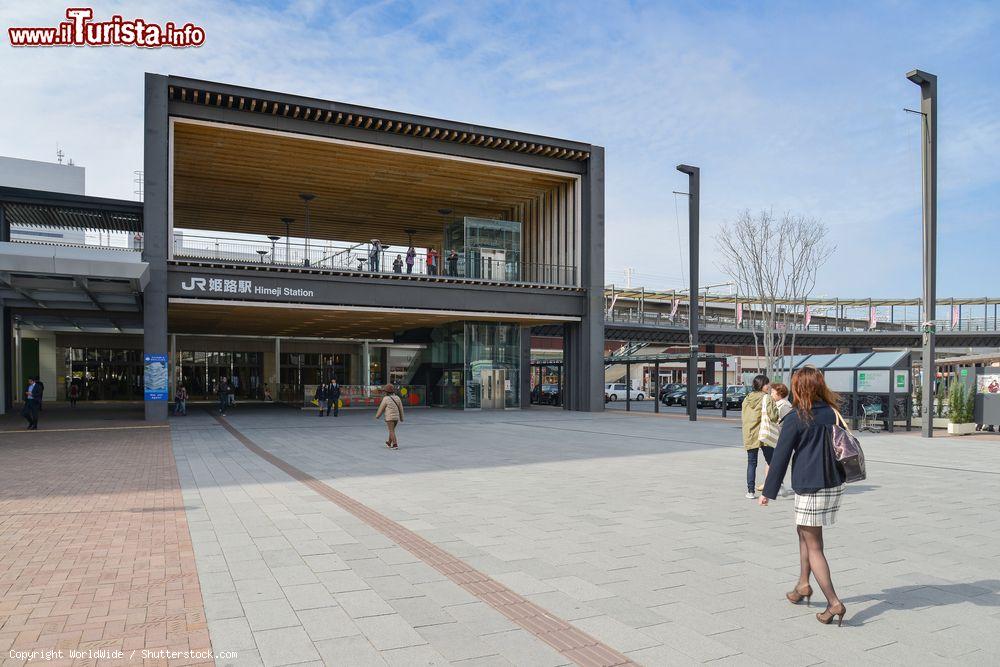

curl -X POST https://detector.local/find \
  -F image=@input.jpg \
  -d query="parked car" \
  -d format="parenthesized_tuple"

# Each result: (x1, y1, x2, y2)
(663, 386, 692, 406)
(605, 383, 645, 401)
(533, 384, 561, 406)
(678, 385, 715, 407)
(717, 386, 749, 409)
(657, 383, 683, 403)
(695, 385, 724, 408)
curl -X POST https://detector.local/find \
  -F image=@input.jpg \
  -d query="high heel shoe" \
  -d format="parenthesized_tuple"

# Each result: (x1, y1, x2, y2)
(786, 584, 812, 606)
(816, 602, 847, 626)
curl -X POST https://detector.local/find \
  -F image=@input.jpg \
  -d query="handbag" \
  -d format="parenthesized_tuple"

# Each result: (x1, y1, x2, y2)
(759, 395, 779, 447)
(831, 409, 867, 483)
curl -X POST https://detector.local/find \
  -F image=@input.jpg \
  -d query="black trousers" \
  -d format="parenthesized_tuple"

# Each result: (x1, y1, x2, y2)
(22, 402, 38, 427)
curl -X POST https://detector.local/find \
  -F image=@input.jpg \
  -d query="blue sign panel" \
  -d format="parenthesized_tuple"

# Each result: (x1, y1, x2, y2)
(144, 353, 169, 401)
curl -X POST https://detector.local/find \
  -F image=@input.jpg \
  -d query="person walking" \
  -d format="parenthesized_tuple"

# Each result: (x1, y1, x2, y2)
(447, 249, 459, 277)
(760, 366, 848, 627)
(392, 254, 404, 274)
(314, 382, 328, 417)
(217, 377, 230, 416)
(68, 382, 80, 407)
(369, 239, 382, 272)
(742, 374, 779, 498)
(405, 246, 416, 274)
(22, 377, 41, 430)
(426, 246, 438, 275)
(328, 379, 341, 417)
(374, 383, 404, 449)
(175, 385, 188, 416)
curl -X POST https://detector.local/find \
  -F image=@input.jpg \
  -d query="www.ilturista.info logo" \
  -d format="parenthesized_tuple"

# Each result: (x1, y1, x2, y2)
(8, 8, 205, 48)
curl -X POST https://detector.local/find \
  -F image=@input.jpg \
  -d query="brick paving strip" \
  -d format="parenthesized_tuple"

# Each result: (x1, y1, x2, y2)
(213, 414, 638, 667)
(0, 425, 213, 666)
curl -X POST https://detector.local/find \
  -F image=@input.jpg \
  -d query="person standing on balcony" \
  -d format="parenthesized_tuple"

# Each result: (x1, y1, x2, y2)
(369, 239, 382, 272)
(405, 246, 416, 274)
(392, 254, 404, 273)
(328, 379, 341, 417)
(447, 249, 459, 277)
(426, 246, 438, 275)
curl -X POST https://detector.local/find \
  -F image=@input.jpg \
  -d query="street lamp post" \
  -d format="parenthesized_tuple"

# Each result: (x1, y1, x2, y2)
(300, 193, 316, 267)
(281, 218, 294, 265)
(267, 236, 280, 264)
(907, 69, 937, 438)
(677, 164, 700, 422)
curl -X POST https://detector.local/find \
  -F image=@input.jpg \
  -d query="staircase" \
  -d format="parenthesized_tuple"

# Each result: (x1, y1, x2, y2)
(604, 342, 649, 384)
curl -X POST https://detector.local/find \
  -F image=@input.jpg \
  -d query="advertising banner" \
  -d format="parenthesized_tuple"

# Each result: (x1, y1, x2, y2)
(143, 354, 168, 401)
(857, 370, 890, 393)
(977, 374, 1000, 394)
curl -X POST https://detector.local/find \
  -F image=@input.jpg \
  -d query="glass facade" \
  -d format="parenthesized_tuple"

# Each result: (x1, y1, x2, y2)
(464, 322, 521, 409)
(178, 350, 264, 400)
(444, 217, 522, 281)
(64, 347, 144, 400)
(280, 352, 350, 402)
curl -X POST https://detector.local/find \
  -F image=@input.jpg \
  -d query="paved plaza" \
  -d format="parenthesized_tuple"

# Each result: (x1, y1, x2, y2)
(3, 405, 1000, 665)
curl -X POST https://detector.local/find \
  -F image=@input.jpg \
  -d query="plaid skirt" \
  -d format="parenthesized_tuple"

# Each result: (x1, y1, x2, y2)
(794, 484, 845, 526)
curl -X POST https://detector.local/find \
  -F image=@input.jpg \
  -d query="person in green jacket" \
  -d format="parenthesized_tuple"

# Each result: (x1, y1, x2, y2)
(742, 374, 779, 498)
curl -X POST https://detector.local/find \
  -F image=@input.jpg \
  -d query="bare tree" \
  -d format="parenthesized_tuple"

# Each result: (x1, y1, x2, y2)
(716, 210, 835, 377)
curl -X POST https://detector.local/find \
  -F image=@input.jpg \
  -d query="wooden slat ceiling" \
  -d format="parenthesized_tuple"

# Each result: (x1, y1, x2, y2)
(172, 122, 575, 248)
(168, 301, 564, 339)
(169, 85, 590, 161)
(2, 202, 141, 232)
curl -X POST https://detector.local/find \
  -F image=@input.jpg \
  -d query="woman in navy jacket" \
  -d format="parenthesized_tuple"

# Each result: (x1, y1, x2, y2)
(760, 366, 847, 627)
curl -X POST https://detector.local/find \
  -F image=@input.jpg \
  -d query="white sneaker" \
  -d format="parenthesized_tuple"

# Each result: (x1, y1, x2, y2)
(745, 492, 755, 499)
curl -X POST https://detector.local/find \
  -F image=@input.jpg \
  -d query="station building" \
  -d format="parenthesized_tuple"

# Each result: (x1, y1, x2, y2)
(1, 74, 605, 420)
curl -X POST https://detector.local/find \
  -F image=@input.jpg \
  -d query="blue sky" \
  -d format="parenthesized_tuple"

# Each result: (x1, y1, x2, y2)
(2, 0, 998, 297)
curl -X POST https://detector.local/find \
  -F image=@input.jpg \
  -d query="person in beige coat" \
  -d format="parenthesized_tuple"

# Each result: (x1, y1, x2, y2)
(375, 384, 404, 449)
(742, 374, 779, 498)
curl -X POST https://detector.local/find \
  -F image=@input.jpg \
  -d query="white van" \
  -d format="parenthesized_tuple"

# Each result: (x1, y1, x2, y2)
(605, 383, 645, 401)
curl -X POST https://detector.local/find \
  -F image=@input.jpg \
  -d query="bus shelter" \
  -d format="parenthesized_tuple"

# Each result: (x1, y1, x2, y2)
(773, 351, 912, 431)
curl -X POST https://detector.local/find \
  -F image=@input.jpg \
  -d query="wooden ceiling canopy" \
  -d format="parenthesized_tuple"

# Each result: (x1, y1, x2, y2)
(171, 122, 576, 248)
(167, 84, 590, 161)
(168, 301, 564, 339)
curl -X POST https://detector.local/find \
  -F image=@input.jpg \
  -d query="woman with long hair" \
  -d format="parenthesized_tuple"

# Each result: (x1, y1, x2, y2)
(760, 366, 847, 626)
(742, 374, 780, 498)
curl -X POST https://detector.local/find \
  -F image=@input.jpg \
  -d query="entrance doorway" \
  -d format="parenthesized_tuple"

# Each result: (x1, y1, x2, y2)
(479, 369, 507, 410)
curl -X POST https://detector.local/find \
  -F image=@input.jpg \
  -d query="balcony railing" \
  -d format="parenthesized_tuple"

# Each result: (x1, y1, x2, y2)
(172, 234, 577, 287)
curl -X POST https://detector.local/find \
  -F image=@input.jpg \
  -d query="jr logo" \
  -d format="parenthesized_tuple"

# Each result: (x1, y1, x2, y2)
(181, 277, 206, 291)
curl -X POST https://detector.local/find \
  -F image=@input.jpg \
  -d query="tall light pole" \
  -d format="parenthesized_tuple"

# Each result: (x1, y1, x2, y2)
(907, 69, 937, 438)
(300, 193, 316, 267)
(281, 218, 294, 265)
(267, 235, 280, 264)
(677, 164, 699, 422)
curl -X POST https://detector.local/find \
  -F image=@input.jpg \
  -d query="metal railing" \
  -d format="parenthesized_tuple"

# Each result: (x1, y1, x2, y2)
(605, 307, 1000, 334)
(172, 234, 577, 287)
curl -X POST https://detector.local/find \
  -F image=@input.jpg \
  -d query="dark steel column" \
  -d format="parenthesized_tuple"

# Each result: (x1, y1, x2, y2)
(654, 362, 660, 414)
(721, 358, 728, 418)
(143, 73, 170, 422)
(625, 363, 631, 412)
(677, 164, 700, 421)
(908, 69, 937, 438)
(0, 206, 8, 412)
(519, 326, 532, 409)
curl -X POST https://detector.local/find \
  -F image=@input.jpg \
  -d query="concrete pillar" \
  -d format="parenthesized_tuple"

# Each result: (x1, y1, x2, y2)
(519, 326, 531, 409)
(572, 145, 605, 411)
(362, 341, 371, 387)
(0, 307, 9, 414)
(142, 73, 169, 422)
(36, 332, 57, 401)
